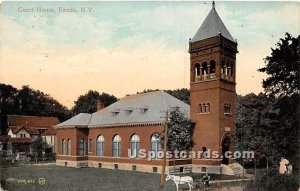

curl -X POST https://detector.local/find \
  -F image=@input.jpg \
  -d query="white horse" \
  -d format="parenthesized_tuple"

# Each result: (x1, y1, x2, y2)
(165, 174, 193, 191)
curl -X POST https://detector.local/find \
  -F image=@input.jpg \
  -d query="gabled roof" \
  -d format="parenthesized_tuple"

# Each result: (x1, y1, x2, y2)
(191, 5, 234, 42)
(9, 126, 28, 134)
(56, 91, 190, 128)
(7, 115, 59, 135)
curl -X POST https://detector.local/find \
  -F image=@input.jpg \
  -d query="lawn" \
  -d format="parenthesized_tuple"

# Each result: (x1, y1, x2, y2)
(0, 165, 246, 191)
(0, 165, 182, 191)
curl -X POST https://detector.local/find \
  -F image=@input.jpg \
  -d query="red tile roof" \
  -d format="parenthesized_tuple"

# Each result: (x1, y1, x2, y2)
(8, 115, 59, 135)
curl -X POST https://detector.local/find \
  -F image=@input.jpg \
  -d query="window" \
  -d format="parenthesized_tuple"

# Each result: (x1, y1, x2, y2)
(209, 60, 216, 74)
(20, 134, 26, 138)
(180, 167, 184, 173)
(150, 133, 161, 159)
(79, 139, 84, 156)
(96, 135, 104, 156)
(153, 167, 158, 173)
(98, 163, 102, 168)
(88, 139, 92, 153)
(202, 62, 208, 78)
(112, 135, 121, 157)
(201, 166, 207, 173)
(67, 139, 71, 155)
(198, 103, 210, 113)
(198, 104, 202, 113)
(132, 165, 137, 171)
(130, 134, 140, 157)
(206, 103, 210, 113)
(61, 139, 65, 155)
(224, 104, 231, 114)
(114, 164, 118, 170)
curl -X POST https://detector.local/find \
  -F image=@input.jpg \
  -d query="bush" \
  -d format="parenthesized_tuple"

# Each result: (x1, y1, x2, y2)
(246, 168, 299, 191)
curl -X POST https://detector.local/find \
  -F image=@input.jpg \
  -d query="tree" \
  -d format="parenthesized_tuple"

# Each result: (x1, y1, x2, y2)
(31, 135, 51, 161)
(0, 84, 71, 134)
(71, 90, 118, 115)
(235, 93, 277, 167)
(258, 33, 300, 170)
(160, 107, 194, 173)
(165, 108, 194, 152)
(0, 84, 18, 134)
(258, 33, 300, 98)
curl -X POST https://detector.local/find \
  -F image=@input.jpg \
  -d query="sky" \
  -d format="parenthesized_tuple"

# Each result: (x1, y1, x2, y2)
(0, 1, 299, 108)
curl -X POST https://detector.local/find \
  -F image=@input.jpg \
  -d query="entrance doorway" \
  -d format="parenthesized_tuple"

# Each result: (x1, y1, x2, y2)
(222, 136, 231, 165)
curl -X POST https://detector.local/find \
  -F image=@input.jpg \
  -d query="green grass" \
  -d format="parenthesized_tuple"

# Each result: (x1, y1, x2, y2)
(0, 165, 246, 191)
(0, 165, 180, 191)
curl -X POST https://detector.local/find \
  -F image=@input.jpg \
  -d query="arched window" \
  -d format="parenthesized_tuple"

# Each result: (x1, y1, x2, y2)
(202, 104, 206, 113)
(194, 63, 201, 81)
(130, 134, 140, 157)
(202, 62, 208, 80)
(61, 139, 65, 155)
(79, 139, 84, 156)
(150, 133, 161, 159)
(206, 103, 210, 113)
(96, 135, 104, 156)
(209, 60, 216, 74)
(112, 135, 121, 157)
(198, 104, 202, 113)
(67, 139, 71, 155)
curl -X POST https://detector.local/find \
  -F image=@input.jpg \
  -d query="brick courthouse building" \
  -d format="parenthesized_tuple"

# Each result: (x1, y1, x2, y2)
(55, 2, 238, 174)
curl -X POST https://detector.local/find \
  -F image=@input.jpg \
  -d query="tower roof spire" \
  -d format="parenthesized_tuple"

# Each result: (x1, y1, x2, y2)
(191, 1, 234, 42)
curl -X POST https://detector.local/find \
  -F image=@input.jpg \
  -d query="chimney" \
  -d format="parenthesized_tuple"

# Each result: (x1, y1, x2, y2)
(96, 100, 105, 111)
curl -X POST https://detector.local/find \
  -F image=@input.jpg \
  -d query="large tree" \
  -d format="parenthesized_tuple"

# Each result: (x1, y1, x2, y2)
(71, 90, 118, 115)
(258, 33, 300, 98)
(235, 93, 278, 167)
(258, 33, 300, 170)
(0, 84, 70, 134)
(165, 108, 194, 152)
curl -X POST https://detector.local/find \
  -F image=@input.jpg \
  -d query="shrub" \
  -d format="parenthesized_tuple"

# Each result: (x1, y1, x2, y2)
(246, 168, 299, 191)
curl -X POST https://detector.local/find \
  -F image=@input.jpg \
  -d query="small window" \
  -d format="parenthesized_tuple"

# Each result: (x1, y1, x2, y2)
(201, 166, 207, 173)
(180, 167, 184, 173)
(114, 164, 118, 170)
(132, 165, 137, 171)
(198, 104, 202, 113)
(64, 162, 68, 167)
(153, 167, 158, 173)
(98, 163, 102, 168)
(198, 103, 210, 113)
(224, 104, 231, 114)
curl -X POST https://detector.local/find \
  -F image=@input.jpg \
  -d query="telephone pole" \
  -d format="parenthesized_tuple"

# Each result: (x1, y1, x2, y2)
(160, 111, 168, 189)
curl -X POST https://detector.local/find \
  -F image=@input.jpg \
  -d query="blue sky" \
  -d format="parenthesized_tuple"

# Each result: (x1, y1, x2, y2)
(0, 1, 299, 107)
